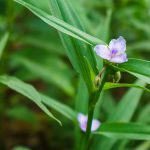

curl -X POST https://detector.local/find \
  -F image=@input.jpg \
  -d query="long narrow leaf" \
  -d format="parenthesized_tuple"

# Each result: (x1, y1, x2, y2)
(0, 75, 77, 122)
(0, 75, 61, 124)
(104, 82, 150, 93)
(41, 94, 77, 122)
(95, 123, 150, 140)
(113, 58, 150, 84)
(13, 0, 104, 45)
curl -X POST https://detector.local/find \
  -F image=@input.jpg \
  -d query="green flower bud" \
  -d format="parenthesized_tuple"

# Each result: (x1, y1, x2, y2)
(113, 71, 121, 83)
(94, 75, 101, 87)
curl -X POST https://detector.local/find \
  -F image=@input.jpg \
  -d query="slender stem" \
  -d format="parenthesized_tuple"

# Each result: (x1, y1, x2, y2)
(80, 105, 94, 150)
(98, 66, 106, 78)
(80, 67, 109, 150)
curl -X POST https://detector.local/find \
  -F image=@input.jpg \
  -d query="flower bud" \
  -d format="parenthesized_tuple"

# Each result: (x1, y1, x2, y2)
(113, 71, 121, 83)
(94, 75, 101, 87)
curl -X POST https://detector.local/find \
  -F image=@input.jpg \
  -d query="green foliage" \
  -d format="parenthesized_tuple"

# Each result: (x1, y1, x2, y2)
(115, 59, 150, 84)
(0, 75, 77, 123)
(0, 75, 61, 124)
(14, 0, 103, 45)
(0, 0, 150, 149)
(104, 82, 150, 93)
(95, 80, 146, 150)
(13, 55, 74, 96)
(96, 123, 150, 140)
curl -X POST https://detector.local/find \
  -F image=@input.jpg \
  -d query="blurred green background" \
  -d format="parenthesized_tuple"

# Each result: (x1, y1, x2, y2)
(0, 0, 150, 149)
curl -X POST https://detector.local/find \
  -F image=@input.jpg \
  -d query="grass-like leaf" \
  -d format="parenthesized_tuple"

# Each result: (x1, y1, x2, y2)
(0, 75, 61, 124)
(0, 75, 77, 122)
(113, 58, 150, 84)
(13, 0, 104, 46)
(95, 123, 150, 140)
(104, 82, 150, 93)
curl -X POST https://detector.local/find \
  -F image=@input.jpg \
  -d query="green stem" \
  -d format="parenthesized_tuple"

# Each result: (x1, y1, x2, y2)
(80, 105, 94, 150)
(6, 0, 14, 33)
(80, 67, 109, 150)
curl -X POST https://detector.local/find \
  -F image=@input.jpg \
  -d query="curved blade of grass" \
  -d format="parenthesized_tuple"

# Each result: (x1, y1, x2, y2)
(0, 75, 61, 125)
(104, 82, 150, 93)
(0, 75, 77, 122)
(13, 0, 104, 45)
(95, 123, 150, 140)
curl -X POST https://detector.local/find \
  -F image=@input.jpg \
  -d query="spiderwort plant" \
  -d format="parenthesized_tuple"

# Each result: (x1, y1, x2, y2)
(10, 1, 150, 150)
(79, 36, 128, 150)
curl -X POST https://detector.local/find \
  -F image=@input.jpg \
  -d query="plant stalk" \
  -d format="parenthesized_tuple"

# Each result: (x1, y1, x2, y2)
(80, 67, 109, 150)
(6, 0, 14, 33)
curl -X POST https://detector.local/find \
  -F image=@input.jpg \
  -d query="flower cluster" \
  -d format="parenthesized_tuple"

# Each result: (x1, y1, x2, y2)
(94, 36, 128, 63)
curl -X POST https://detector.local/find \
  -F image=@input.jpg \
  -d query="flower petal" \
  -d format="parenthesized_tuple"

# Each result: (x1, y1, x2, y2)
(91, 119, 101, 131)
(110, 53, 128, 63)
(77, 113, 101, 132)
(94, 45, 111, 60)
(109, 36, 126, 54)
(80, 123, 87, 132)
(77, 113, 87, 123)
(77, 113, 87, 132)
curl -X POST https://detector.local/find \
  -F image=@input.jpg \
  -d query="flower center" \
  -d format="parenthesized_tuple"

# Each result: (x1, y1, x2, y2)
(111, 49, 118, 55)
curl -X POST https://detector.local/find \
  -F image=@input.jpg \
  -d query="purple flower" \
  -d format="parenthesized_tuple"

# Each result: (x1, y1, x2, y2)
(77, 113, 100, 132)
(94, 36, 128, 63)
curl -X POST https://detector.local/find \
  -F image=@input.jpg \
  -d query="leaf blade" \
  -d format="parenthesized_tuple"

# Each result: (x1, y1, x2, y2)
(95, 123, 150, 140)
(13, 0, 104, 45)
(112, 58, 150, 84)
(104, 82, 150, 93)
(0, 75, 61, 125)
